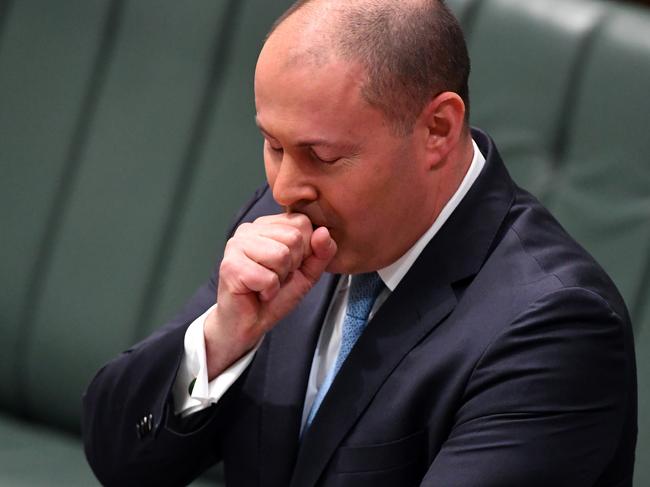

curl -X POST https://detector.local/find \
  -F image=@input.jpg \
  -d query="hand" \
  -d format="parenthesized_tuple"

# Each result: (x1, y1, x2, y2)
(204, 213, 337, 379)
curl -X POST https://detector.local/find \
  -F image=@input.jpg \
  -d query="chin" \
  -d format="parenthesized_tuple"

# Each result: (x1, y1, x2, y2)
(325, 254, 351, 275)
(324, 260, 345, 275)
(325, 252, 374, 276)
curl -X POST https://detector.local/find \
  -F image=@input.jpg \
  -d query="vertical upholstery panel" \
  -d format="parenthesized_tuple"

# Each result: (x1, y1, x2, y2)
(144, 0, 296, 334)
(0, 0, 111, 410)
(467, 0, 605, 195)
(546, 6, 650, 316)
(22, 0, 230, 431)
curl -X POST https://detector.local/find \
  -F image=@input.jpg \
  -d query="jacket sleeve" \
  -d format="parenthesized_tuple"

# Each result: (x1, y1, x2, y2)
(82, 185, 273, 486)
(420, 287, 636, 487)
(82, 275, 228, 486)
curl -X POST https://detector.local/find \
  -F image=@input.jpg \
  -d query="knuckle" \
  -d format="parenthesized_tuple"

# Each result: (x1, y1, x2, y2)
(219, 258, 238, 279)
(224, 237, 245, 258)
(254, 215, 272, 224)
(224, 238, 236, 252)
(287, 228, 303, 247)
(262, 271, 280, 291)
(294, 213, 312, 230)
(275, 244, 292, 267)
(236, 221, 253, 234)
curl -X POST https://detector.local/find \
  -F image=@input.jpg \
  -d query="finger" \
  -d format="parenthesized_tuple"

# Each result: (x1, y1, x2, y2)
(220, 253, 281, 298)
(255, 212, 312, 229)
(253, 213, 313, 257)
(240, 235, 297, 282)
(259, 281, 282, 302)
(300, 227, 337, 285)
(233, 223, 311, 275)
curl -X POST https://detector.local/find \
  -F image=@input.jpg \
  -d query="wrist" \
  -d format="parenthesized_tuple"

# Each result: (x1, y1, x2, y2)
(203, 308, 258, 380)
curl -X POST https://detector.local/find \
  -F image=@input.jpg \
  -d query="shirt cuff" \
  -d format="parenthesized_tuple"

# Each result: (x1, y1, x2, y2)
(172, 304, 263, 417)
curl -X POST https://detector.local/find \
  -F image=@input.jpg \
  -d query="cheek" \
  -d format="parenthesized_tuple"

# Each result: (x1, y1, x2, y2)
(337, 176, 405, 241)
(327, 192, 377, 242)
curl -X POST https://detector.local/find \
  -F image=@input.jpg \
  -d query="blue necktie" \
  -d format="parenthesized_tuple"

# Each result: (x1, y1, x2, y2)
(304, 272, 385, 429)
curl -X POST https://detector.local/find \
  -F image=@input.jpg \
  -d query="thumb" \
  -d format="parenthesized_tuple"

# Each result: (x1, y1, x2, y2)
(300, 227, 337, 284)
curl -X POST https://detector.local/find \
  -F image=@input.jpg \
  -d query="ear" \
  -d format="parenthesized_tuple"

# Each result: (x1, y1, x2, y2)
(418, 92, 466, 170)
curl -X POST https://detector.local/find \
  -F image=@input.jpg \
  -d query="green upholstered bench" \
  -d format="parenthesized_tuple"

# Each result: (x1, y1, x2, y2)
(0, 0, 647, 484)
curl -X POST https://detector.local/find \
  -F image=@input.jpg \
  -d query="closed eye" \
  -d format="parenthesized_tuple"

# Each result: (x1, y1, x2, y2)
(309, 148, 340, 164)
(265, 140, 283, 154)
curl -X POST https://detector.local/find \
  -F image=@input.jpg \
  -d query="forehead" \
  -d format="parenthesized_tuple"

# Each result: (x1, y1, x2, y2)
(255, 53, 363, 104)
(254, 45, 374, 137)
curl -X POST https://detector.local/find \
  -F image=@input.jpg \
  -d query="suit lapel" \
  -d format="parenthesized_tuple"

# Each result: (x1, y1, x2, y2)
(258, 272, 338, 487)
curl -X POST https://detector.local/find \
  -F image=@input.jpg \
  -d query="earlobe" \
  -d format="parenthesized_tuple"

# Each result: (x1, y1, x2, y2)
(421, 92, 466, 169)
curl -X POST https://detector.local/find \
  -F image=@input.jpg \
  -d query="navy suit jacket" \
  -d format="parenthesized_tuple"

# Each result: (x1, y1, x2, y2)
(83, 129, 637, 486)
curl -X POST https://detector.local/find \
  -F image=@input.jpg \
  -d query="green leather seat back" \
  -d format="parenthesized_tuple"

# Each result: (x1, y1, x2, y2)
(545, 4, 650, 316)
(144, 0, 296, 336)
(466, 0, 606, 196)
(20, 0, 232, 431)
(0, 0, 111, 413)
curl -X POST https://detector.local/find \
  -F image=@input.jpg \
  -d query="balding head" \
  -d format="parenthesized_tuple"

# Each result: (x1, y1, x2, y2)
(266, 0, 470, 135)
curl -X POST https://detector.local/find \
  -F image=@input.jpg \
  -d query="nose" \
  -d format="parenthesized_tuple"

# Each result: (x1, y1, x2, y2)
(270, 153, 318, 208)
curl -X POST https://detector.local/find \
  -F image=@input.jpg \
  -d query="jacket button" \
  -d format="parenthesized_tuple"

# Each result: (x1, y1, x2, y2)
(136, 414, 154, 439)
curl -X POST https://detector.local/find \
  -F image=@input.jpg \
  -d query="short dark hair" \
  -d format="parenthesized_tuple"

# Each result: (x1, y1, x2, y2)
(268, 0, 471, 135)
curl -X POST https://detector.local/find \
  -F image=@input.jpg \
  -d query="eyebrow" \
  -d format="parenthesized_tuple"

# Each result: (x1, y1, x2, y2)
(255, 116, 360, 151)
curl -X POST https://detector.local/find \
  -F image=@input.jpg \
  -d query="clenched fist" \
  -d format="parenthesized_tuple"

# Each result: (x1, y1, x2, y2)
(203, 213, 337, 379)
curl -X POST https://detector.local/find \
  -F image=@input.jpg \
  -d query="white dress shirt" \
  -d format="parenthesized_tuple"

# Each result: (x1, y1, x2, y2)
(173, 140, 486, 424)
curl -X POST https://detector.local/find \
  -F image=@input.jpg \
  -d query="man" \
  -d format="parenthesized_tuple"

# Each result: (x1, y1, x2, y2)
(82, 0, 637, 485)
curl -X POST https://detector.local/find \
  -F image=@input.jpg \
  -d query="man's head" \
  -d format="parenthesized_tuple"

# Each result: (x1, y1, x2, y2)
(255, 0, 474, 274)
(268, 0, 471, 135)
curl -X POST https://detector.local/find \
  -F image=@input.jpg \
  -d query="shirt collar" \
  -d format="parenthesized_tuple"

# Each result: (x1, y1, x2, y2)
(376, 139, 486, 291)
